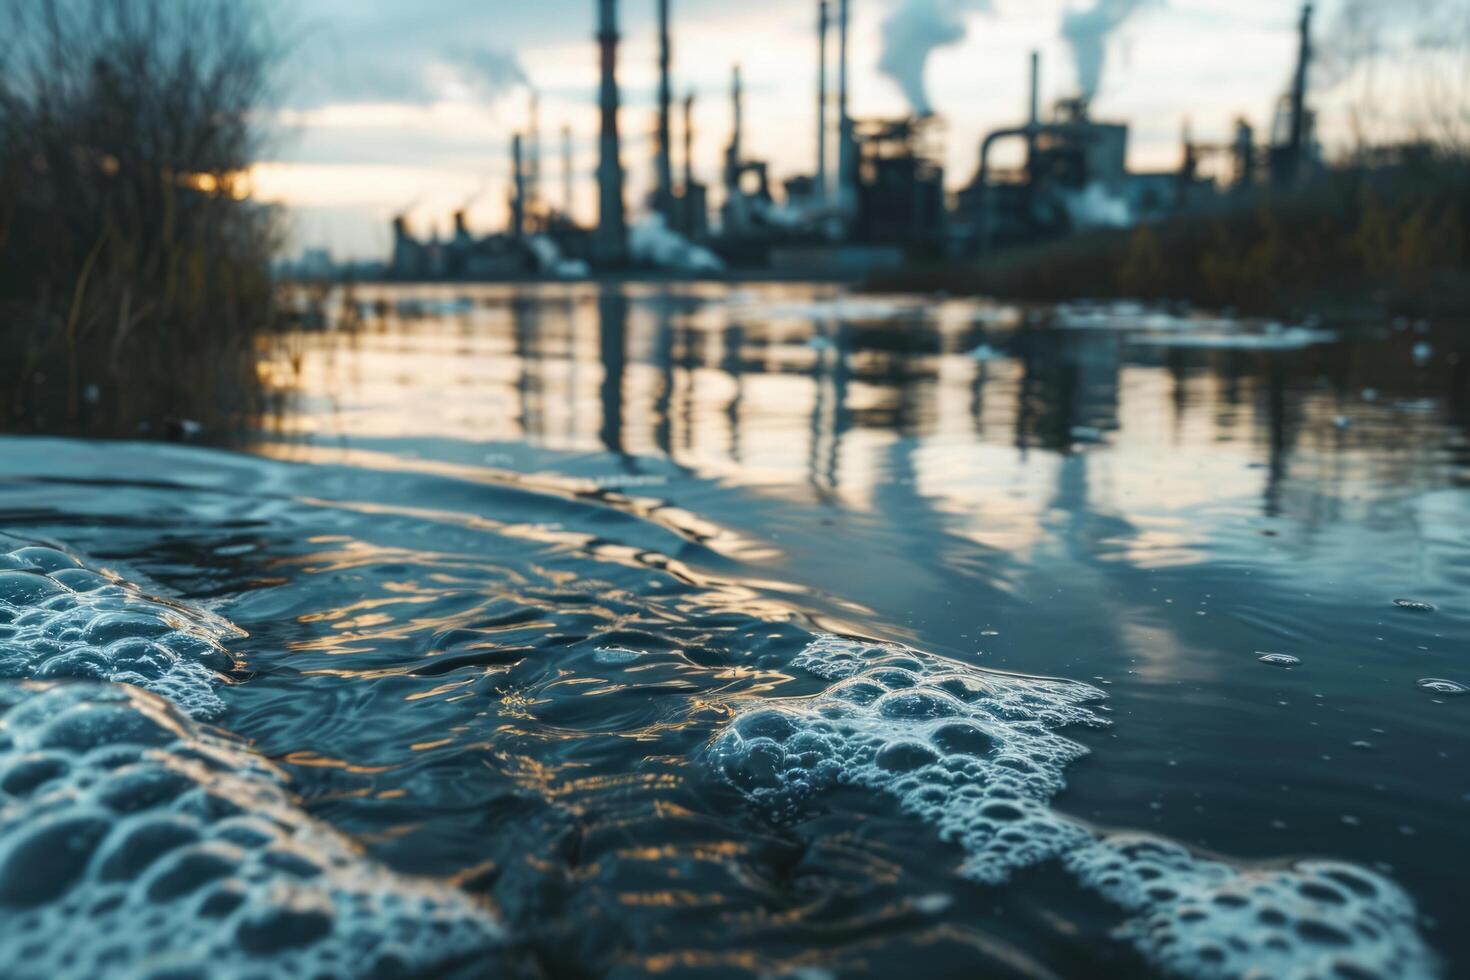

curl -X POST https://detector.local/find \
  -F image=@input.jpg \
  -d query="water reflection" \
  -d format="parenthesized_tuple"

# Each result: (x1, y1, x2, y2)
(258, 284, 1468, 537)
(4, 282, 1466, 975)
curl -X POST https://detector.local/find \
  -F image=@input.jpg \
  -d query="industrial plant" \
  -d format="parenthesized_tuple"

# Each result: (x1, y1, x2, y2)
(380, 0, 1327, 282)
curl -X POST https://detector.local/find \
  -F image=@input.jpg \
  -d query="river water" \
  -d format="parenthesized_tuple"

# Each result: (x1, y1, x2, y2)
(1, 283, 1466, 978)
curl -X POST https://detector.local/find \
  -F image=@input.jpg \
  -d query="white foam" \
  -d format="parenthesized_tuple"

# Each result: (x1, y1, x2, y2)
(0, 537, 236, 719)
(0, 681, 508, 979)
(711, 634, 1106, 884)
(1129, 328, 1337, 351)
(1070, 836, 1434, 980)
(713, 635, 1437, 978)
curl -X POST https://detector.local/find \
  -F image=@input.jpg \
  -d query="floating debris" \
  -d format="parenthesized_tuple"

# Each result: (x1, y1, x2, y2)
(593, 646, 644, 665)
(1392, 599, 1437, 613)
(1416, 678, 1467, 696)
(1257, 653, 1301, 667)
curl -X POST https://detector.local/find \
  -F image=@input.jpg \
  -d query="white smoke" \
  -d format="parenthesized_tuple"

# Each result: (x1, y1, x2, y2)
(1061, 0, 1155, 100)
(1064, 183, 1132, 229)
(629, 215, 726, 274)
(527, 236, 591, 279)
(879, 0, 992, 116)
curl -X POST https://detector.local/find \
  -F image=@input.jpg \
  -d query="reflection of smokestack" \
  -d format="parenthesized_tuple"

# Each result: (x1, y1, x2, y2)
(596, 0, 627, 264)
(511, 134, 526, 240)
(817, 0, 829, 200)
(655, 0, 674, 217)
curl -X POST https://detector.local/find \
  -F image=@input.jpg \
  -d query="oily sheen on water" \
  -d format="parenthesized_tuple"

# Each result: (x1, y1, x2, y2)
(0, 536, 510, 979)
(711, 634, 1437, 980)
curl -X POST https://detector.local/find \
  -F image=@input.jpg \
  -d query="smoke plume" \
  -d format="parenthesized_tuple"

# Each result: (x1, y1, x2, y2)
(879, 0, 991, 116)
(1061, 0, 1154, 100)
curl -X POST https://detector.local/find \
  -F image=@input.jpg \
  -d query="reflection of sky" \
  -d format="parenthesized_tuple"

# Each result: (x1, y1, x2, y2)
(257, 0, 1404, 257)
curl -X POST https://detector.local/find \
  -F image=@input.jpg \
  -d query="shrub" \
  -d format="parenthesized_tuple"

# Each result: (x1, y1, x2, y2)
(0, 0, 281, 434)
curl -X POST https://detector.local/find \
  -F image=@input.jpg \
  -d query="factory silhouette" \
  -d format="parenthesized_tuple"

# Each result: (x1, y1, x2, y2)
(381, 0, 1322, 282)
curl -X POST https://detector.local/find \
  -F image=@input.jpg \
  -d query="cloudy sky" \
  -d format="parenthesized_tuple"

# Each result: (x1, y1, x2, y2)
(249, 0, 1399, 259)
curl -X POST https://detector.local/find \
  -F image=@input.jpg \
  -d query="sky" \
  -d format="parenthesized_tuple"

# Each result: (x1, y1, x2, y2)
(248, 0, 1385, 260)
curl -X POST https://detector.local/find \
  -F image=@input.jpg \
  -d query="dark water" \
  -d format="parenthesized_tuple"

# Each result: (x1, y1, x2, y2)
(2, 283, 1467, 978)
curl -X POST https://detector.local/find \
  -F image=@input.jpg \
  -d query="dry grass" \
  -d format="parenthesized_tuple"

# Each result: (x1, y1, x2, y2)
(0, 0, 281, 435)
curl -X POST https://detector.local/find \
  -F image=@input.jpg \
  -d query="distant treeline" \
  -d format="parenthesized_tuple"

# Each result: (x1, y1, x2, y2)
(874, 158, 1470, 321)
(0, 0, 279, 434)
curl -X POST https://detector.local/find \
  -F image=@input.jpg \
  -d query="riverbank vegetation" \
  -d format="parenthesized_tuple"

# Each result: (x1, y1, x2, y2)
(0, 0, 280, 434)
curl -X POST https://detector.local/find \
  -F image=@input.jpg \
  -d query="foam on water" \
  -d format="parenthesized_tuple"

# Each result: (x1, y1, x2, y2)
(0, 536, 237, 719)
(0, 681, 508, 979)
(711, 633, 1106, 884)
(713, 635, 1437, 979)
(1069, 836, 1433, 980)
(0, 533, 512, 976)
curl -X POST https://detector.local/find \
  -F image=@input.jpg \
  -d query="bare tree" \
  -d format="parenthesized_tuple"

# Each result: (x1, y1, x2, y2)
(1320, 0, 1470, 155)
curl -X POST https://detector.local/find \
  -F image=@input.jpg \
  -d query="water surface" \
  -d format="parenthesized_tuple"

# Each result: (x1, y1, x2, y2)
(2, 283, 1466, 977)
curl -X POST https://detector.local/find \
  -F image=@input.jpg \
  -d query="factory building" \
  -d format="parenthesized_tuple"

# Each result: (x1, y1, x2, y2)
(384, 0, 1329, 280)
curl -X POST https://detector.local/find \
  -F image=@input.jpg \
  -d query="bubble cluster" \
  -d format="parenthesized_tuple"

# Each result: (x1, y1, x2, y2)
(0, 681, 508, 979)
(710, 634, 1107, 883)
(1070, 835, 1436, 980)
(713, 635, 1437, 979)
(0, 537, 237, 719)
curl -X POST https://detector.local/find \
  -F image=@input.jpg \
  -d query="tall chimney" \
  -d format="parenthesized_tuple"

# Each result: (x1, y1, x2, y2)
(726, 63, 743, 189)
(511, 134, 526, 240)
(682, 91, 695, 193)
(528, 91, 542, 228)
(562, 124, 574, 217)
(595, 0, 627, 265)
(836, 0, 856, 216)
(1029, 50, 1040, 127)
(1285, 2, 1313, 183)
(817, 0, 829, 201)
(655, 0, 675, 220)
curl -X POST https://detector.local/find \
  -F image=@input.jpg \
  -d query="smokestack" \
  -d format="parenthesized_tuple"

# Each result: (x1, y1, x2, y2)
(528, 92, 542, 227)
(1285, 1, 1313, 183)
(1029, 50, 1040, 126)
(595, 0, 627, 265)
(655, 0, 675, 218)
(683, 91, 695, 193)
(562, 124, 574, 217)
(511, 133, 526, 240)
(730, 63, 743, 174)
(836, 0, 856, 216)
(817, 0, 829, 201)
